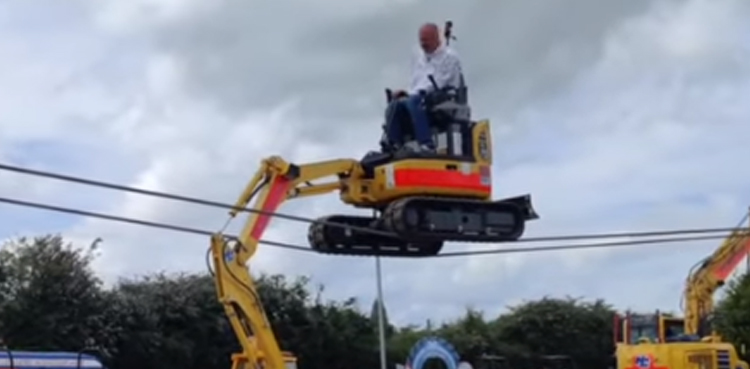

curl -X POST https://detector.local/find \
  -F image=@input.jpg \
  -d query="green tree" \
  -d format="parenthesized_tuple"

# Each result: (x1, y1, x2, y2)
(0, 233, 638, 369)
(0, 235, 114, 351)
(103, 272, 379, 369)
(491, 297, 615, 369)
(260, 275, 378, 369)
(370, 297, 390, 331)
(715, 272, 750, 357)
(439, 308, 493, 360)
(387, 325, 428, 365)
(105, 273, 236, 369)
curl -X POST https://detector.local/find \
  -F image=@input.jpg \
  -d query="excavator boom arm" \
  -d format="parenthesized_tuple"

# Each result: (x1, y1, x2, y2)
(210, 156, 360, 369)
(684, 221, 750, 335)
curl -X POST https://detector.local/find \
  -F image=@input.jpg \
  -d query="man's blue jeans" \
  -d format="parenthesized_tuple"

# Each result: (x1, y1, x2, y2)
(385, 94, 433, 148)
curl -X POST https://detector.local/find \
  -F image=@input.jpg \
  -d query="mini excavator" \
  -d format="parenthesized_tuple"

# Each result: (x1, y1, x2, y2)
(208, 21, 538, 369)
(224, 23, 536, 258)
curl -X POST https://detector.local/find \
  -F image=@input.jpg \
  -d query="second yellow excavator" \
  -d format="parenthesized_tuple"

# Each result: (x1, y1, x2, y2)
(614, 213, 750, 369)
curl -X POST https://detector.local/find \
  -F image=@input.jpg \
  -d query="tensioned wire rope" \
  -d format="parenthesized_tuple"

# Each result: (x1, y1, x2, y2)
(0, 196, 739, 258)
(0, 162, 746, 258)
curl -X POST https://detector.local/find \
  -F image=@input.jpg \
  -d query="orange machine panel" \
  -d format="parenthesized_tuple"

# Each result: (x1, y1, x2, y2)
(393, 166, 490, 193)
(363, 158, 492, 204)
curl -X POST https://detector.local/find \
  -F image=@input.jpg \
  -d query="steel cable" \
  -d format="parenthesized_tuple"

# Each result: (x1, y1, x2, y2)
(0, 162, 398, 237)
(0, 196, 312, 252)
(0, 195, 740, 258)
(0, 162, 745, 244)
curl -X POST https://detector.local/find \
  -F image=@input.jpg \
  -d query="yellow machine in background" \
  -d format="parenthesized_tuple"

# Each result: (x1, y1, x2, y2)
(614, 214, 750, 369)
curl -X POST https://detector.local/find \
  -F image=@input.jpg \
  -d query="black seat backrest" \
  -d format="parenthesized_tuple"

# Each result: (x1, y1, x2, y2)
(424, 74, 475, 157)
(427, 74, 471, 130)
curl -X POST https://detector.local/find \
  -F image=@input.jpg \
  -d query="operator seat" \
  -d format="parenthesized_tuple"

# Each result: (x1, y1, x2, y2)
(362, 77, 473, 178)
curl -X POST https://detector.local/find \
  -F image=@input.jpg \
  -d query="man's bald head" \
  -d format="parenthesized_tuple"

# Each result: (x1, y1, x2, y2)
(418, 23, 441, 54)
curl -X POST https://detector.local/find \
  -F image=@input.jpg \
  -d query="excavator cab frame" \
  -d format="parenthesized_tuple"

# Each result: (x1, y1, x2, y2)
(614, 311, 688, 344)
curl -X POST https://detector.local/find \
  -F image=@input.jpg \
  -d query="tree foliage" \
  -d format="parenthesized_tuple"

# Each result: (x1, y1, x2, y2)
(1, 235, 749, 369)
(0, 235, 113, 351)
(715, 272, 750, 359)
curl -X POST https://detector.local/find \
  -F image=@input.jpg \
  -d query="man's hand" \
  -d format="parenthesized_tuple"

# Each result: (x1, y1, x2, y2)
(392, 89, 408, 98)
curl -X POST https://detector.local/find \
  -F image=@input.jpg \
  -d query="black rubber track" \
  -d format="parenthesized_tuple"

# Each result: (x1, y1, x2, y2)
(308, 215, 444, 257)
(382, 196, 526, 242)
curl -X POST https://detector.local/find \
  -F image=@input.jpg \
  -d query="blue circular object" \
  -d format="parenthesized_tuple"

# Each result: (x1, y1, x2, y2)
(407, 336, 460, 369)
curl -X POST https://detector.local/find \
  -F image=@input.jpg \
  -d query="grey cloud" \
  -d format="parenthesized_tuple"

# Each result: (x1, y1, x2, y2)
(145, 0, 656, 138)
(4, 0, 750, 329)
(59, 0, 750, 325)
(308, 0, 654, 110)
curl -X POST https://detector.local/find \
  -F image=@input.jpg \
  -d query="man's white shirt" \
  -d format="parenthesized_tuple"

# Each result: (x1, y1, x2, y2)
(408, 45, 463, 95)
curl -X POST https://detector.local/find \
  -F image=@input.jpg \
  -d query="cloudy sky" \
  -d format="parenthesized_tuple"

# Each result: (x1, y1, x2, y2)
(1, 0, 750, 326)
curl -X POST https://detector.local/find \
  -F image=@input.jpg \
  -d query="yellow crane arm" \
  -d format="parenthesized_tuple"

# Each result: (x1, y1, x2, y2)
(684, 219, 750, 336)
(209, 155, 360, 369)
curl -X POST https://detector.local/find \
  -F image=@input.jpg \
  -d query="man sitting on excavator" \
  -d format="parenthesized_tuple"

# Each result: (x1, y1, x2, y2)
(383, 22, 465, 153)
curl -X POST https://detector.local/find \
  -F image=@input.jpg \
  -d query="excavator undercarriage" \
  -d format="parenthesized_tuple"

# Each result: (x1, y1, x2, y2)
(308, 194, 535, 257)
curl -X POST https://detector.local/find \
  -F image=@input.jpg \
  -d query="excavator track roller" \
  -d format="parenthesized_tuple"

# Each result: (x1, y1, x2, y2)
(308, 215, 444, 257)
(383, 196, 527, 243)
